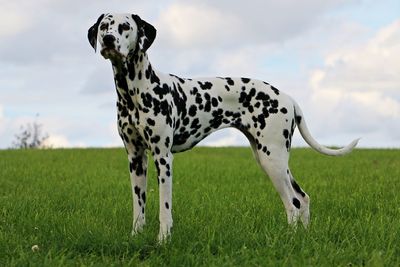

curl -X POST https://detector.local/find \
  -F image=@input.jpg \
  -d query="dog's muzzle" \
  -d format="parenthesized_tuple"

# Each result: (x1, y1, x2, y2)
(103, 35, 116, 49)
(100, 35, 121, 59)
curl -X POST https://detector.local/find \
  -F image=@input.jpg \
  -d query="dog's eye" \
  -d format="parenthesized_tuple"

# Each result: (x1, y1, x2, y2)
(118, 23, 131, 35)
(100, 23, 109, 31)
(123, 24, 130, 31)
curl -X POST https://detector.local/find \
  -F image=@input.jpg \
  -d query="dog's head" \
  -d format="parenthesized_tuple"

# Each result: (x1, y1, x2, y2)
(88, 13, 156, 60)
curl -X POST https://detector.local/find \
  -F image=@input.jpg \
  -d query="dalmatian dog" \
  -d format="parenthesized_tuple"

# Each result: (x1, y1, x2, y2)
(88, 13, 359, 242)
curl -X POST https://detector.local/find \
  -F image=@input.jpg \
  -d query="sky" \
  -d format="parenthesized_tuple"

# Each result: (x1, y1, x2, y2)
(0, 0, 399, 149)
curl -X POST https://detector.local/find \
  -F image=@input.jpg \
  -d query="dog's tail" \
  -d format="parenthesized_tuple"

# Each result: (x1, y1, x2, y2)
(293, 100, 360, 156)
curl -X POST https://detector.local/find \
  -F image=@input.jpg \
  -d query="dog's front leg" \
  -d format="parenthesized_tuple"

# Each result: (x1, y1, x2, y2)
(154, 151, 173, 242)
(128, 151, 148, 236)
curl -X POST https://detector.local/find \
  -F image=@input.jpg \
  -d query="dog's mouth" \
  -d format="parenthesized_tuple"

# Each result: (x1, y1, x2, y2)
(100, 47, 123, 60)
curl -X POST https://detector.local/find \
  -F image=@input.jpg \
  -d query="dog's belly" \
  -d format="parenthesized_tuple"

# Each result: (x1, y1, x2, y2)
(171, 122, 238, 153)
(171, 131, 210, 153)
(170, 109, 234, 153)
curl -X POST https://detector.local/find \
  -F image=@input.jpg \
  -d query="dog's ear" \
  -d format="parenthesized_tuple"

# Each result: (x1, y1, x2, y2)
(88, 14, 105, 52)
(132, 14, 157, 52)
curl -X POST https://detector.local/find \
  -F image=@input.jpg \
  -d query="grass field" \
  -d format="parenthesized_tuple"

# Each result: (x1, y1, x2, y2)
(0, 147, 399, 266)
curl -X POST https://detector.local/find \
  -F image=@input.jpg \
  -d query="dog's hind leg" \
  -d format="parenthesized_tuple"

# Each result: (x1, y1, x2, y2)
(288, 169, 310, 227)
(252, 144, 303, 227)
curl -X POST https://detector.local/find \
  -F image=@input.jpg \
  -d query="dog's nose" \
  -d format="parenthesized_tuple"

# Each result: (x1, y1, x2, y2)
(103, 35, 116, 48)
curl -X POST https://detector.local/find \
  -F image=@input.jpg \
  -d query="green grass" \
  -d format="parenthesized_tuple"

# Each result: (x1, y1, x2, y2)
(0, 147, 399, 266)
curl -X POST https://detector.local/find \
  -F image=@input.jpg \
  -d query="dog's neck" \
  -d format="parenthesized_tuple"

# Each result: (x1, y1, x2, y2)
(110, 51, 154, 109)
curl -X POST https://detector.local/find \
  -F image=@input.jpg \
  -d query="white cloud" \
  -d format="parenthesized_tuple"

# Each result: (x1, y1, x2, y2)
(201, 129, 248, 147)
(81, 64, 115, 94)
(309, 20, 400, 146)
(156, 0, 358, 50)
(320, 20, 400, 93)
(105, 122, 124, 148)
(311, 20, 400, 108)
(0, 105, 3, 121)
(157, 4, 240, 48)
(350, 91, 399, 118)
(42, 134, 71, 148)
(0, 0, 399, 149)
(0, 13, 28, 38)
(0, 105, 5, 138)
(0, 2, 37, 37)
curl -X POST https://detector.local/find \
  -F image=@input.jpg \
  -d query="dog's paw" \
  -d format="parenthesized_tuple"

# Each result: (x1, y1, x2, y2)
(131, 217, 146, 237)
(131, 228, 141, 237)
(157, 231, 171, 244)
(157, 222, 172, 244)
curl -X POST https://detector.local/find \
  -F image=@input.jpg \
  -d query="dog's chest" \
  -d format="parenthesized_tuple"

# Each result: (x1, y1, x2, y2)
(116, 88, 174, 150)
(116, 100, 142, 144)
